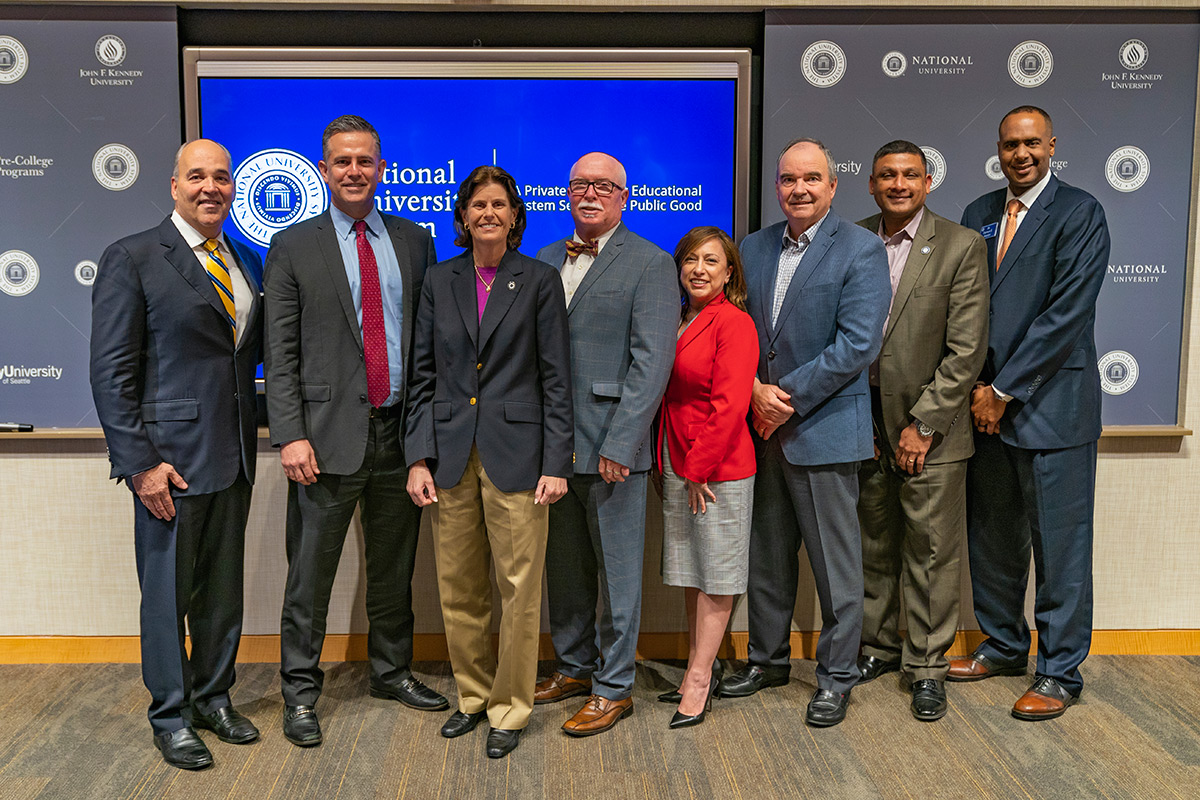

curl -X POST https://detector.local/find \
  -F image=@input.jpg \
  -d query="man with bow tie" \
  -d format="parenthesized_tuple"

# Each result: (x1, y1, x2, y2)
(534, 152, 677, 737)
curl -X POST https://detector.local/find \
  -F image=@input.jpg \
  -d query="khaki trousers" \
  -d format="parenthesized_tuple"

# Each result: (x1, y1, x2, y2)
(857, 456, 967, 682)
(430, 445, 548, 730)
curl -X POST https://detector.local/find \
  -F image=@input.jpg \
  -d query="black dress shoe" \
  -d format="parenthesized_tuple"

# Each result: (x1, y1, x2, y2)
(657, 660, 725, 704)
(193, 706, 260, 744)
(154, 727, 213, 770)
(669, 676, 718, 729)
(856, 655, 901, 684)
(805, 688, 850, 727)
(718, 664, 790, 698)
(283, 704, 322, 747)
(485, 728, 520, 758)
(910, 679, 948, 721)
(440, 710, 487, 738)
(369, 676, 450, 711)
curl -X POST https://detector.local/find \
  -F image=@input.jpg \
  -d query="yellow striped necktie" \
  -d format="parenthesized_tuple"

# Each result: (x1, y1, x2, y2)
(203, 238, 237, 336)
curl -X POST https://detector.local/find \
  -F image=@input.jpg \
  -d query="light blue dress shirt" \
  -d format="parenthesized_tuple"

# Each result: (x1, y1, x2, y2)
(329, 204, 405, 407)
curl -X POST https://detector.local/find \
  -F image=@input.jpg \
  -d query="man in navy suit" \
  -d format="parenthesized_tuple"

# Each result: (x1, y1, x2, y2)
(91, 139, 263, 769)
(719, 139, 890, 726)
(951, 106, 1110, 721)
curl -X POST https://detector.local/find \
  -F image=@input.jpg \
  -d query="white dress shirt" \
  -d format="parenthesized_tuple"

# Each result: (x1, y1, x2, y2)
(171, 210, 253, 345)
(561, 224, 619, 305)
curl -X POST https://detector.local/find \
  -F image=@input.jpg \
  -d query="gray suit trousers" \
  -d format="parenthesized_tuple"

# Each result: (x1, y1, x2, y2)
(747, 438, 862, 694)
(545, 472, 648, 700)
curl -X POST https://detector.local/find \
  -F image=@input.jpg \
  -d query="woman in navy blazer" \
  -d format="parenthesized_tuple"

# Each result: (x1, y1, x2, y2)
(405, 165, 573, 759)
(654, 227, 758, 728)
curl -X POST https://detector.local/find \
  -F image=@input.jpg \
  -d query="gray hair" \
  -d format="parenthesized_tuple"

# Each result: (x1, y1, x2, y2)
(776, 137, 837, 181)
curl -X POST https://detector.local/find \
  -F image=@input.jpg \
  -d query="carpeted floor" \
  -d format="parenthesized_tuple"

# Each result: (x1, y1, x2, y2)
(0, 656, 1197, 799)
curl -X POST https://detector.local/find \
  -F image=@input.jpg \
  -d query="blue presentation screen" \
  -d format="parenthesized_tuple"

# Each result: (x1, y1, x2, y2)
(198, 77, 737, 262)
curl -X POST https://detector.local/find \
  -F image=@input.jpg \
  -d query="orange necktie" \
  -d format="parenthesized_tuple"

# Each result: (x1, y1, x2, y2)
(996, 198, 1023, 271)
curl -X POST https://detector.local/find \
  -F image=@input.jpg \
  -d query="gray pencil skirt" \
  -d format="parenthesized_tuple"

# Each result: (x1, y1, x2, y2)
(660, 442, 754, 595)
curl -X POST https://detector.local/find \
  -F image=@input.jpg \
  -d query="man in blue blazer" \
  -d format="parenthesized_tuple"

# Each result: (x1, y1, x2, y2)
(951, 106, 1110, 721)
(719, 138, 890, 727)
(533, 152, 678, 736)
(91, 139, 263, 769)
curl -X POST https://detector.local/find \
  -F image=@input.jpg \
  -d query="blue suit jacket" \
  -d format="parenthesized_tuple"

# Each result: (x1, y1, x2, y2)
(741, 213, 890, 466)
(537, 223, 678, 474)
(961, 176, 1110, 449)
(404, 249, 574, 493)
(90, 216, 264, 493)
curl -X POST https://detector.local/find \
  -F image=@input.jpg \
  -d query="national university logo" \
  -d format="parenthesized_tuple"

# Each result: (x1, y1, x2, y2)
(1105, 146, 1150, 192)
(0, 250, 39, 297)
(1008, 41, 1053, 87)
(0, 35, 29, 84)
(232, 149, 327, 247)
(802, 41, 847, 88)
(92, 144, 139, 191)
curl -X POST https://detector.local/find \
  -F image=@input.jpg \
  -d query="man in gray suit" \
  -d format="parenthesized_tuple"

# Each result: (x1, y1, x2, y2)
(264, 115, 447, 748)
(719, 138, 890, 727)
(534, 152, 677, 736)
(854, 141, 989, 721)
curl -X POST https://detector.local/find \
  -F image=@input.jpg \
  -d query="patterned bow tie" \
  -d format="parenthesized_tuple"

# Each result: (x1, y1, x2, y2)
(565, 239, 599, 258)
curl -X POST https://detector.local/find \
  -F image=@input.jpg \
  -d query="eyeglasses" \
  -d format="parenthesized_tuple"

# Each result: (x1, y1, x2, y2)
(567, 178, 624, 196)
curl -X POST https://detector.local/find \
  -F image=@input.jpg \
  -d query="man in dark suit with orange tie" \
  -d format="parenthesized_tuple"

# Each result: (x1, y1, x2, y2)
(953, 106, 1110, 720)
(91, 138, 263, 770)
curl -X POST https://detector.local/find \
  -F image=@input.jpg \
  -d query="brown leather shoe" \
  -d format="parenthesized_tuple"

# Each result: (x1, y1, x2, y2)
(947, 652, 1027, 682)
(1012, 677, 1077, 721)
(534, 672, 592, 705)
(561, 695, 633, 737)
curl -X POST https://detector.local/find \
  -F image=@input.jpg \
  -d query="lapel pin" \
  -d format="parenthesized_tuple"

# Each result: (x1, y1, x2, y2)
(508, 281, 516, 290)
(921, 246, 931, 254)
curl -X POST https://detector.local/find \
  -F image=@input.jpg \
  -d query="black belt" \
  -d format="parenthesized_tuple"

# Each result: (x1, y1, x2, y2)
(368, 404, 402, 420)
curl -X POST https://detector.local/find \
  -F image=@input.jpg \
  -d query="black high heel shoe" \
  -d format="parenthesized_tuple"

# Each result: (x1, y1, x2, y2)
(668, 676, 718, 729)
(657, 660, 724, 704)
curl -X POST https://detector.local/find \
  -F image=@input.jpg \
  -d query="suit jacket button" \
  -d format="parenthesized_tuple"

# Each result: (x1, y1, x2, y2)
(477, 363, 482, 370)
(360, 394, 367, 402)
(768, 350, 776, 360)
(470, 397, 476, 405)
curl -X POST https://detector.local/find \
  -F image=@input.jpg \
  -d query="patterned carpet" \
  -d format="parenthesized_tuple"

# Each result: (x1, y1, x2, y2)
(0, 656, 1197, 799)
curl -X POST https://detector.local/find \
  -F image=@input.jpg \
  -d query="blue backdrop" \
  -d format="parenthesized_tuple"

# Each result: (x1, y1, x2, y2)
(199, 77, 737, 261)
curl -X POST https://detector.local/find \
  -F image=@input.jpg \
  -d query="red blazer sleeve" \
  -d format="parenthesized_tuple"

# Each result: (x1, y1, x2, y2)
(677, 305, 759, 482)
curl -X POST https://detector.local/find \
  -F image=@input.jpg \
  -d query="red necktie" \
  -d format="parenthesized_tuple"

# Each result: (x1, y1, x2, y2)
(565, 238, 599, 258)
(354, 220, 389, 407)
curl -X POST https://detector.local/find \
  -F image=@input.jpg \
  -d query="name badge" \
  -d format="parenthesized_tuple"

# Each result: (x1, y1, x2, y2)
(980, 223, 999, 239)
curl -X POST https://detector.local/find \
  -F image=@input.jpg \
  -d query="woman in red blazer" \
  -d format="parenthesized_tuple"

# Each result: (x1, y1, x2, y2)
(655, 226, 758, 729)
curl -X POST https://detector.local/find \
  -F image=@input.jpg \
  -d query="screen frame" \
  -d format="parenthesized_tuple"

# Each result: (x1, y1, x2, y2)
(182, 46, 752, 242)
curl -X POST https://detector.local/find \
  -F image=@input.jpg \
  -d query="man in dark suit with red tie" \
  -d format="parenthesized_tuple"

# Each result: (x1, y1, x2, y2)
(264, 115, 446, 748)
(91, 139, 263, 770)
(953, 106, 1110, 720)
